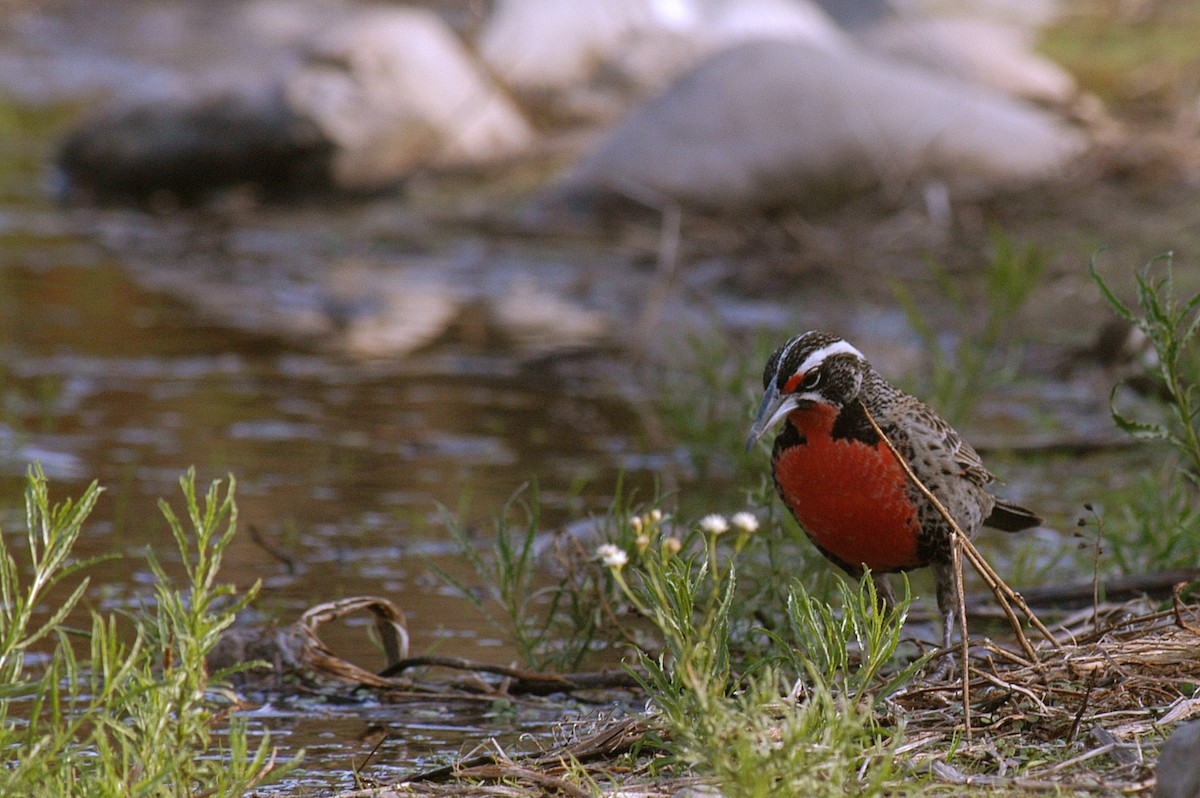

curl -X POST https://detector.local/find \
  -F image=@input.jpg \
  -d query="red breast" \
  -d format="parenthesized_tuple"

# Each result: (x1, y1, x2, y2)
(772, 403, 923, 573)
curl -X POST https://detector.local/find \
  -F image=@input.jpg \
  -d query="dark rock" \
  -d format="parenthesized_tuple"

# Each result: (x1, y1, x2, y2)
(813, 0, 889, 30)
(56, 88, 334, 207)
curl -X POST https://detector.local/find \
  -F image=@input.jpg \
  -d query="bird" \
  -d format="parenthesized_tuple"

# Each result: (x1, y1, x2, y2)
(745, 330, 1040, 649)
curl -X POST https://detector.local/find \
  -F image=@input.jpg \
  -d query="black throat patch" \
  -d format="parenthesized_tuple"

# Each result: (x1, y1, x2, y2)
(774, 420, 807, 450)
(830, 401, 881, 446)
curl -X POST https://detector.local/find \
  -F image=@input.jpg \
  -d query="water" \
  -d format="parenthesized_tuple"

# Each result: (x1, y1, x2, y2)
(0, 97, 662, 787)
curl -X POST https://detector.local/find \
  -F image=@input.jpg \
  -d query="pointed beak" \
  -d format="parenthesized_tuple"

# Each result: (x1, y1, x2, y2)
(745, 385, 797, 452)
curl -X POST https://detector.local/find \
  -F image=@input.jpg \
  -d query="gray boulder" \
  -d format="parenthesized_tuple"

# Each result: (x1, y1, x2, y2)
(287, 6, 534, 192)
(1157, 720, 1200, 798)
(557, 39, 1087, 211)
(861, 15, 1077, 105)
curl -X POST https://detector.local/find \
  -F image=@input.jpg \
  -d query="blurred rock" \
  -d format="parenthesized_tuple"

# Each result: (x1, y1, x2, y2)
(322, 263, 464, 359)
(139, 254, 614, 359)
(56, 6, 534, 204)
(861, 15, 1077, 104)
(236, 0, 347, 54)
(480, 0, 673, 94)
(489, 277, 611, 351)
(287, 6, 534, 191)
(56, 88, 333, 206)
(555, 39, 1087, 212)
(1156, 720, 1200, 798)
(908, 0, 1064, 29)
(812, 0, 889, 30)
(479, 0, 845, 118)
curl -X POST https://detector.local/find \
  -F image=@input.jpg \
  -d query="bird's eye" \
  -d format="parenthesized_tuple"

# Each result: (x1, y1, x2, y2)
(798, 370, 821, 390)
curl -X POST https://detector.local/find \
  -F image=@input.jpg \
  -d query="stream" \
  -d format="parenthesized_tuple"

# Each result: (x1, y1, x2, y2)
(0, 3, 1174, 791)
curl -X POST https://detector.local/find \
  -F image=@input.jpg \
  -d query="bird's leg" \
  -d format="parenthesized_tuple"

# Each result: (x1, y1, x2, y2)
(922, 560, 964, 683)
(932, 560, 959, 652)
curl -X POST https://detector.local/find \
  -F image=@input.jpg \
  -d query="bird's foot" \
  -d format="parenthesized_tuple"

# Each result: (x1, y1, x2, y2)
(922, 650, 957, 683)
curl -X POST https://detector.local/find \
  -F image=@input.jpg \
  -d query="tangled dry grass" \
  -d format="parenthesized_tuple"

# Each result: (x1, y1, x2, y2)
(890, 591, 1200, 794)
(231, 589, 1199, 796)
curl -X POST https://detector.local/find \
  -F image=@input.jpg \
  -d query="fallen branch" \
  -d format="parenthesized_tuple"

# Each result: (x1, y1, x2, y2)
(401, 716, 654, 785)
(1171, 581, 1200, 636)
(379, 656, 641, 696)
(209, 595, 410, 689)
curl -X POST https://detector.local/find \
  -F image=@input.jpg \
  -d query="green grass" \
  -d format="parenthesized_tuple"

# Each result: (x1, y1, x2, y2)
(433, 491, 925, 794)
(891, 229, 1044, 425)
(1094, 468, 1200, 574)
(604, 514, 919, 797)
(0, 466, 295, 796)
(1040, 0, 1200, 111)
(653, 329, 783, 489)
(0, 100, 81, 208)
(662, 669, 908, 798)
(431, 477, 846, 674)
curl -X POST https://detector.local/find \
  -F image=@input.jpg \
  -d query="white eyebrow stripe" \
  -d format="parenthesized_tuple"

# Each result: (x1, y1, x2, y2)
(796, 340, 864, 375)
(776, 335, 805, 372)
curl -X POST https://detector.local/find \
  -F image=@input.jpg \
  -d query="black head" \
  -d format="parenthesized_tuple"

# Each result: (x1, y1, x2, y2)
(746, 331, 869, 449)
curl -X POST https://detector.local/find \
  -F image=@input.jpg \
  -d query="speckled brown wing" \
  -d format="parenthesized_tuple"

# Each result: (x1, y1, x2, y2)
(924, 404, 994, 489)
(885, 389, 1041, 535)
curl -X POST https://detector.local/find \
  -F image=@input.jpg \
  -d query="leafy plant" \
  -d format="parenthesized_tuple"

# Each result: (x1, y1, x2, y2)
(0, 466, 101, 689)
(1091, 254, 1200, 481)
(1103, 469, 1200, 573)
(0, 466, 292, 796)
(1086, 255, 1200, 577)
(771, 572, 929, 706)
(602, 513, 917, 797)
(612, 515, 740, 726)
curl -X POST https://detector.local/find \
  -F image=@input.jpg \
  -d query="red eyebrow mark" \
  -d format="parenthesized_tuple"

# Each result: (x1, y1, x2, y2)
(784, 372, 805, 393)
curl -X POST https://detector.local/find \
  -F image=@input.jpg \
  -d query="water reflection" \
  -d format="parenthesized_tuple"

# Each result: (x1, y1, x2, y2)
(0, 253, 649, 553)
(0, 226, 655, 788)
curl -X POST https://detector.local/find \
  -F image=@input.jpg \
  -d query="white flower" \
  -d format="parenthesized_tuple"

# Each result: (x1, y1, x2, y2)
(699, 514, 729, 535)
(731, 511, 760, 534)
(596, 543, 628, 569)
(649, 508, 663, 523)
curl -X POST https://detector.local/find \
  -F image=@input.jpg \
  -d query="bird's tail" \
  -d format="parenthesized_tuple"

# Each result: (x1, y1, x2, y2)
(985, 499, 1042, 532)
